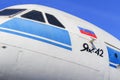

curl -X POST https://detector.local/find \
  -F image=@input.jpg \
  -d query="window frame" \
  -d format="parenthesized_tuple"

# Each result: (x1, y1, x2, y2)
(0, 9, 26, 16)
(45, 13, 65, 29)
(21, 10, 65, 29)
(21, 10, 46, 23)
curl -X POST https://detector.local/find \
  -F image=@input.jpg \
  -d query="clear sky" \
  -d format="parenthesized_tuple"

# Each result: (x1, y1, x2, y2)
(0, 0, 120, 40)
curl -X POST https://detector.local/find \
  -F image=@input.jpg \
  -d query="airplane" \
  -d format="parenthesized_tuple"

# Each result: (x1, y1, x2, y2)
(0, 4, 120, 80)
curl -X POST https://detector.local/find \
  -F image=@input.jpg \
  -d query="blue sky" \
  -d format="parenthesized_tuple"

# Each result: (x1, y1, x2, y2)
(0, 0, 120, 40)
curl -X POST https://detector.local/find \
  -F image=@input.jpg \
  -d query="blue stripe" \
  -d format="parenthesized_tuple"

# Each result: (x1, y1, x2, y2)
(1, 18, 71, 46)
(109, 64, 117, 68)
(0, 29, 72, 51)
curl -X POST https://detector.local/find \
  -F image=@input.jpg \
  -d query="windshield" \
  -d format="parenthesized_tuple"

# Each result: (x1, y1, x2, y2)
(0, 9, 26, 16)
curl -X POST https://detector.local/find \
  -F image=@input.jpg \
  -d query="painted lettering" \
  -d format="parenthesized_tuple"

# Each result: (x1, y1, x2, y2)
(80, 43, 104, 57)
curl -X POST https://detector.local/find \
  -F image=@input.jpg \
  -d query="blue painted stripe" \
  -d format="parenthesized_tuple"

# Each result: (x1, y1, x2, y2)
(0, 29, 72, 51)
(109, 64, 117, 68)
(0, 18, 71, 46)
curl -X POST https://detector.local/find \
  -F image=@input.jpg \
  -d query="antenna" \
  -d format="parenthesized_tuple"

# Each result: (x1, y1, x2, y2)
(89, 38, 96, 49)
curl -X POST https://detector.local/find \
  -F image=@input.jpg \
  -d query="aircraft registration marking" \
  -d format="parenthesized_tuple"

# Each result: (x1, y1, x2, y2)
(80, 43, 104, 57)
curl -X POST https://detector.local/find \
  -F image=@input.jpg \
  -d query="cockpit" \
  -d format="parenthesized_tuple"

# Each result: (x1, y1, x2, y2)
(0, 8, 65, 29)
(0, 8, 72, 51)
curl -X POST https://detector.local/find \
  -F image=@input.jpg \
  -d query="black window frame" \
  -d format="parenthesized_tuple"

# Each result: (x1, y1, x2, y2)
(45, 13, 65, 29)
(0, 9, 26, 16)
(21, 10, 45, 23)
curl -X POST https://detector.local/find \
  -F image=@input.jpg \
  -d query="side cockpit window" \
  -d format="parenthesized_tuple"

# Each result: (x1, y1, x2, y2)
(0, 9, 26, 16)
(45, 13, 65, 28)
(21, 10, 45, 23)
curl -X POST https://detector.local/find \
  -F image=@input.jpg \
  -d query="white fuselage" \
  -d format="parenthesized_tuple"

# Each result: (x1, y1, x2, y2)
(0, 4, 120, 80)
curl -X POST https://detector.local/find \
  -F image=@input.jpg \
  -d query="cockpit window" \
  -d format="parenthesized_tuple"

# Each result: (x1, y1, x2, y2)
(45, 13, 65, 28)
(21, 10, 45, 23)
(0, 9, 26, 16)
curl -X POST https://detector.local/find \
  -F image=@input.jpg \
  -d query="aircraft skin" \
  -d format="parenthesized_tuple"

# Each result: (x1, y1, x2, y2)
(0, 4, 120, 80)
